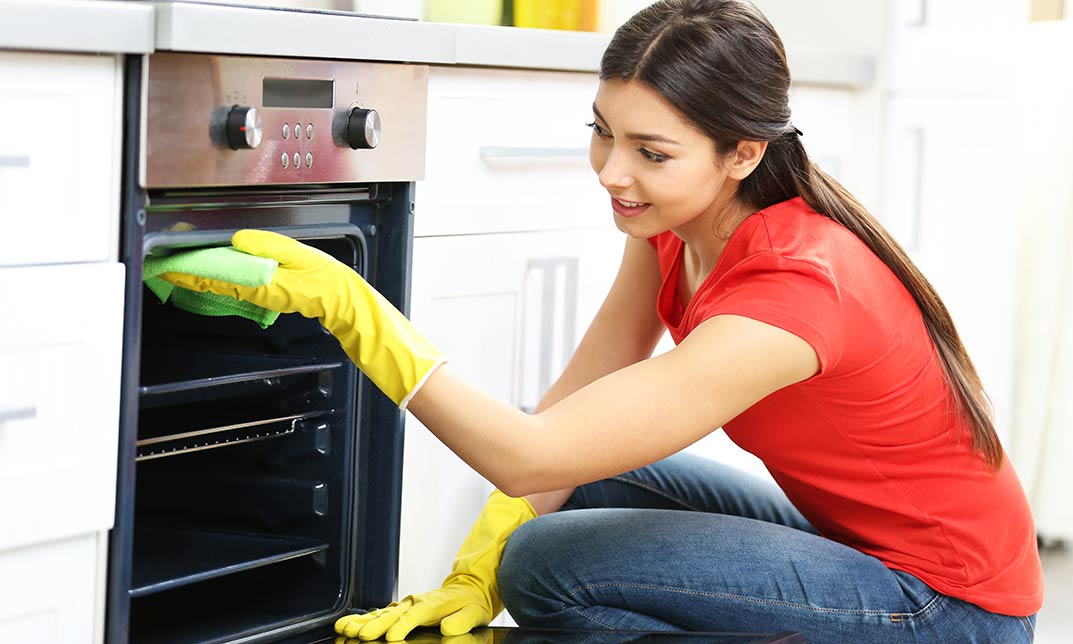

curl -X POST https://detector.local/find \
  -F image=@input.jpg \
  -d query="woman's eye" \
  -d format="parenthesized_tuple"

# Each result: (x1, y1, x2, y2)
(586, 121, 611, 138)
(640, 148, 669, 163)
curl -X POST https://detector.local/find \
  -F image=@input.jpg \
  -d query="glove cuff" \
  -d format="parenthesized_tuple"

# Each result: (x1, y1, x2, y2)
(443, 491, 537, 619)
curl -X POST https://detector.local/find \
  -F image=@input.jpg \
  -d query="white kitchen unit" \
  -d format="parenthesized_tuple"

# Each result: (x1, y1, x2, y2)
(0, 2, 152, 640)
(0, 50, 126, 644)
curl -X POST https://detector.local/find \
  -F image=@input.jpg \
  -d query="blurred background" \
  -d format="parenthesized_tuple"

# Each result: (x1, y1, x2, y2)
(167, 0, 1073, 640)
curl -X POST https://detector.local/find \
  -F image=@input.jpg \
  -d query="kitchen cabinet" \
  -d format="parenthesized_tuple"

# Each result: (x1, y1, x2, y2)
(417, 66, 604, 237)
(0, 52, 123, 267)
(884, 0, 1026, 92)
(0, 533, 103, 643)
(0, 50, 125, 644)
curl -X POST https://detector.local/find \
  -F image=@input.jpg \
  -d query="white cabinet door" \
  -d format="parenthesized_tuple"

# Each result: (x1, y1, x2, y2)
(397, 226, 622, 596)
(0, 263, 125, 551)
(885, 0, 1025, 92)
(0, 533, 101, 644)
(0, 52, 122, 267)
(880, 94, 1016, 443)
(417, 66, 606, 237)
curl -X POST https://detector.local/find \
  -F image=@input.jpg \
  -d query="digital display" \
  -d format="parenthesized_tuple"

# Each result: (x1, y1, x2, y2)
(262, 77, 334, 109)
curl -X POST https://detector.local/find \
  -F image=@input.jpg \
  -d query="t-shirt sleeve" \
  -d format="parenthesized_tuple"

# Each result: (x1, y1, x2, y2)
(692, 252, 845, 374)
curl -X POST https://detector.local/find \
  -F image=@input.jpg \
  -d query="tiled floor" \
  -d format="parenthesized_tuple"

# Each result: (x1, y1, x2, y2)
(1036, 541, 1072, 643)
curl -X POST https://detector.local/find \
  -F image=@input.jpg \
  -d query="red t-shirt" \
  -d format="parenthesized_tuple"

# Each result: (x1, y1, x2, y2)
(648, 196, 1043, 616)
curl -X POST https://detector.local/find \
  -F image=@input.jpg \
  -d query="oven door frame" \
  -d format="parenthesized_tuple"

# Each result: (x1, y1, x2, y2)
(107, 54, 412, 643)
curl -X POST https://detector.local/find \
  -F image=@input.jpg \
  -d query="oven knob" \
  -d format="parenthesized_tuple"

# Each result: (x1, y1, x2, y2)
(346, 108, 381, 149)
(225, 106, 263, 150)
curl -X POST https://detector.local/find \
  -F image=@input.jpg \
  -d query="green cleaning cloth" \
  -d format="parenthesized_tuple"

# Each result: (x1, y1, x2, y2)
(143, 246, 281, 329)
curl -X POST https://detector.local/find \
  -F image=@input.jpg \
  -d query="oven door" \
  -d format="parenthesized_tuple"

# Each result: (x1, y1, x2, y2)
(109, 185, 412, 643)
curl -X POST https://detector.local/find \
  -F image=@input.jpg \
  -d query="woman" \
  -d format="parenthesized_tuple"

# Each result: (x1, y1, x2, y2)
(164, 0, 1043, 641)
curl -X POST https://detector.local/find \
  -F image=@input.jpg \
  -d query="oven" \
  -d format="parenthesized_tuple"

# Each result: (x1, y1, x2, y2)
(106, 52, 427, 643)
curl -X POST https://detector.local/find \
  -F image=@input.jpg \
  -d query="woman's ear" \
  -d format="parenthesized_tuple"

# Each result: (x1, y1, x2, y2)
(727, 140, 768, 180)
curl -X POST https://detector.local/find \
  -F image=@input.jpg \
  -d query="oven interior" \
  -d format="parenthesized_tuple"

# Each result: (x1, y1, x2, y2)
(110, 187, 412, 643)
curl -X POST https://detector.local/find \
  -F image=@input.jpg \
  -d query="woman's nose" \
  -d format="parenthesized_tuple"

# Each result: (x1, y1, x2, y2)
(597, 150, 635, 190)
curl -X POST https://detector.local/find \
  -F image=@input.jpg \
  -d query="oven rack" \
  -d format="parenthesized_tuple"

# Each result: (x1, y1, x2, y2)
(129, 527, 329, 598)
(135, 411, 327, 461)
(138, 350, 343, 395)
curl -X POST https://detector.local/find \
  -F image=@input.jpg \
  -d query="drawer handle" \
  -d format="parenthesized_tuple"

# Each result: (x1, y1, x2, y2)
(0, 405, 36, 423)
(479, 146, 588, 160)
(0, 155, 30, 168)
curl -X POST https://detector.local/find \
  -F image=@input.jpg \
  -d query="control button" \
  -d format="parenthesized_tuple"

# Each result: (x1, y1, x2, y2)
(293, 152, 301, 168)
(224, 106, 262, 150)
(282, 123, 290, 139)
(294, 123, 302, 140)
(305, 152, 313, 168)
(345, 108, 381, 149)
(306, 124, 314, 140)
(281, 152, 289, 168)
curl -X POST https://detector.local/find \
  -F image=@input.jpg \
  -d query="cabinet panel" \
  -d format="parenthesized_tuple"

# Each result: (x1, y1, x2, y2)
(0, 263, 125, 550)
(885, 0, 1025, 92)
(0, 533, 100, 644)
(398, 227, 622, 596)
(0, 52, 122, 267)
(0, 51, 122, 268)
(417, 66, 606, 237)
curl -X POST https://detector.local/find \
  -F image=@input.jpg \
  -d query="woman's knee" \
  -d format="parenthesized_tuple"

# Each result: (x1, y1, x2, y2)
(498, 514, 577, 622)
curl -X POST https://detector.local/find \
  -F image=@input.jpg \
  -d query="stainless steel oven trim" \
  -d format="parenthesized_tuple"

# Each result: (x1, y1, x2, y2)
(142, 52, 428, 188)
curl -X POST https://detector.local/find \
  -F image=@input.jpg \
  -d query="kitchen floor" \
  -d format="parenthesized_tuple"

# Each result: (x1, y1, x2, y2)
(1037, 541, 1072, 643)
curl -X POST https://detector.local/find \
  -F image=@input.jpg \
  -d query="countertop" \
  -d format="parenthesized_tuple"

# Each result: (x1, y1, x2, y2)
(0, 0, 154, 54)
(0, 1, 874, 85)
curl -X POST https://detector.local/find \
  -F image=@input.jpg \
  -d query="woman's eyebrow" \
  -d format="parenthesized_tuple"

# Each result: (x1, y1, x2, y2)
(592, 104, 682, 145)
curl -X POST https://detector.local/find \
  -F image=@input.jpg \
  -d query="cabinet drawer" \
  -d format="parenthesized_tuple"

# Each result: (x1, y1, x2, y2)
(0, 52, 122, 267)
(416, 66, 607, 237)
(0, 533, 100, 644)
(0, 263, 125, 551)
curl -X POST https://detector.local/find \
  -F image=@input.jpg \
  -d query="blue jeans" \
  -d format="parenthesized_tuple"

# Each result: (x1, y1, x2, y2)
(498, 453, 1036, 643)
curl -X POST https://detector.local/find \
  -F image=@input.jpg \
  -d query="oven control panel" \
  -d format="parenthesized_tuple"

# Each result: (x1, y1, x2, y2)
(142, 52, 427, 188)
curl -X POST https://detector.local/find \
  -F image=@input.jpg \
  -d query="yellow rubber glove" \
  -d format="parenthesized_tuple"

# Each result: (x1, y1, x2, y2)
(335, 491, 537, 641)
(160, 229, 445, 408)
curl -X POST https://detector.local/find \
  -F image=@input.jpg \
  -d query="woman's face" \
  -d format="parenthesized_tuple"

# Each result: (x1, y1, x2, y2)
(588, 79, 733, 238)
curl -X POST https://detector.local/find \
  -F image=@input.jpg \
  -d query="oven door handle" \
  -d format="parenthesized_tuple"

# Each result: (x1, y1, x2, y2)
(0, 404, 36, 424)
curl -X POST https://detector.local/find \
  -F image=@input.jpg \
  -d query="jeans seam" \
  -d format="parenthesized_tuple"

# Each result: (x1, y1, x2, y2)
(563, 581, 918, 618)
(886, 590, 944, 623)
(1018, 615, 1035, 638)
(560, 603, 626, 630)
(609, 475, 707, 512)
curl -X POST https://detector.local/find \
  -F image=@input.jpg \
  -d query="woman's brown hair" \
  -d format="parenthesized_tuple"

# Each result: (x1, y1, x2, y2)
(602, 0, 1002, 469)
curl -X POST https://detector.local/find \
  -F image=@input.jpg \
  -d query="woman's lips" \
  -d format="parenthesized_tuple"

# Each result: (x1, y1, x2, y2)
(610, 196, 651, 218)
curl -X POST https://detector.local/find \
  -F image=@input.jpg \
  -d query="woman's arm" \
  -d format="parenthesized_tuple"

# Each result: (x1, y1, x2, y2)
(523, 236, 667, 514)
(409, 287, 820, 499)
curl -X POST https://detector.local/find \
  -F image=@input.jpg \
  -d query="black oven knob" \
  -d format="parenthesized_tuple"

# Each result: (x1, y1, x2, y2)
(225, 105, 263, 150)
(346, 108, 381, 149)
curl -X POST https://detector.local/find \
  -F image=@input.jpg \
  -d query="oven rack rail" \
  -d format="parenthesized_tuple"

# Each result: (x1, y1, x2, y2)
(129, 527, 330, 598)
(135, 411, 328, 461)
